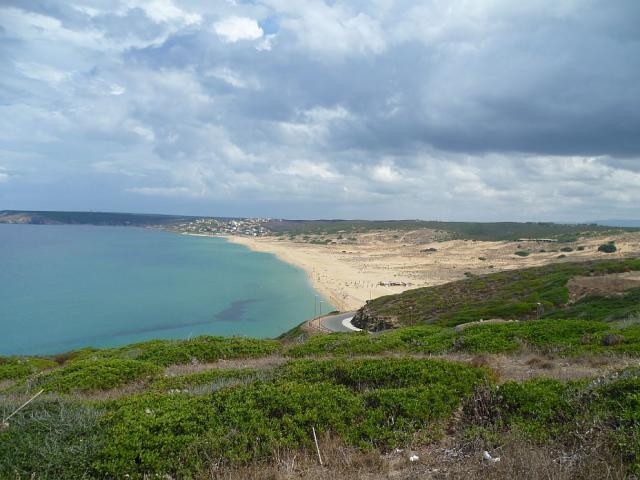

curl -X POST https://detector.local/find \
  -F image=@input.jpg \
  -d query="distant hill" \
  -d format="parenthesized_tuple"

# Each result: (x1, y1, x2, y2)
(0, 210, 201, 226)
(266, 218, 637, 241)
(3, 211, 639, 240)
(595, 219, 640, 228)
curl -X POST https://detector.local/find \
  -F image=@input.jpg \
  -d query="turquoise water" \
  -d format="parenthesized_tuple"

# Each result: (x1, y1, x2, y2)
(0, 225, 331, 355)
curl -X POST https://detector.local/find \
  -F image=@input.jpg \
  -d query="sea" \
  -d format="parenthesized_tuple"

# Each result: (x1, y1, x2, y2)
(0, 224, 331, 355)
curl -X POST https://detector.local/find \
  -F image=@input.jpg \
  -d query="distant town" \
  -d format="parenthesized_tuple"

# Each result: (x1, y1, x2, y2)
(167, 217, 271, 237)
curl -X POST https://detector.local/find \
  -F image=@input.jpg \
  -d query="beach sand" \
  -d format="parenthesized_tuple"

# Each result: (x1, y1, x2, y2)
(224, 231, 640, 312)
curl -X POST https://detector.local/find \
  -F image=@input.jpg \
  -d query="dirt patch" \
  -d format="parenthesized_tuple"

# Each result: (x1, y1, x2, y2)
(568, 272, 640, 303)
(204, 429, 626, 480)
(454, 319, 518, 333)
(164, 355, 287, 376)
(280, 351, 639, 383)
(435, 352, 639, 383)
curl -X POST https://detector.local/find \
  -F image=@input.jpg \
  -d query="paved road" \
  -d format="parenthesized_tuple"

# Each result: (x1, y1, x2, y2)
(318, 311, 361, 332)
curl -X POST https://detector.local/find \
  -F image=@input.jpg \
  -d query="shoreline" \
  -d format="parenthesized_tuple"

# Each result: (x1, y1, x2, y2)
(190, 231, 640, 316)
(223, 235, 356, 311)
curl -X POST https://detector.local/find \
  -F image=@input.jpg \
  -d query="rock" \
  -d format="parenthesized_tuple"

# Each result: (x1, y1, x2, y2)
(483, 451, 501, 463)
(409, 454, 419, 462)
(351, 304, 399, 331)
(601, 334, 625, 346)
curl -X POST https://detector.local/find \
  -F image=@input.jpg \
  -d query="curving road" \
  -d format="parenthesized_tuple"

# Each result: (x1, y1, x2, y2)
(318, 311, 361, 332)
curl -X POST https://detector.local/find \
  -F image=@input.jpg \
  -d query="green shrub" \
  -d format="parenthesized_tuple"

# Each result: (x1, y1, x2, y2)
(0, 356, 57, 381)
(278, 358, 489, 394)
(83, 336, 281, 367)
(514, 251, 530, 257)
(289, 319, 640, 358)
(42, 359, 161, 393)
(544, 288, 640, 323)
(0, 399, 104, 479)
(497, 379, 576, 441)
(286, 326, 455, 357)
(95, 358, 490, 477)
(459, 319, 609, 354)
(598, 242, 617, 253)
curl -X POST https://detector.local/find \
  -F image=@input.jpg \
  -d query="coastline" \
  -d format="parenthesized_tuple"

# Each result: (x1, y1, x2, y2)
(218, 231, 640, 315)
(223, 235, 357, 311)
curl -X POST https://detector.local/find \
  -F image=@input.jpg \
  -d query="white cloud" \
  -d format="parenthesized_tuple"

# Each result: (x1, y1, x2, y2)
(371, 163, 401, 183)
(280, 161, 339, 180)
(130, 0, 201, 26)
(271, 2, 386, 57)
(16, 62, 70, 84)
(109, 84, 126, 96)
(256, 34, 276, 51)
(126, 186, 193, 196)
(213, 16, 263, 43)
(208, 67, 258, 89)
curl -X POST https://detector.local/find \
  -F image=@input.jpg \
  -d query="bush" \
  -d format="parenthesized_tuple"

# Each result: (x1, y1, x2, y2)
(95, 358, 490, 477)
(0, 356, 57, 381)
(83, 336, 281, 367)
(0, 399, 104, 479)
(497, 379, 576, 441)
(286, 326, 455, 357)
(598, 242, 617, 253)
(288, 319, 640, 358)
(278, 358, 489, 393)
(514, 251, 530, 257)
(42, 359, 161, 393)
(459, 319, 610, 354)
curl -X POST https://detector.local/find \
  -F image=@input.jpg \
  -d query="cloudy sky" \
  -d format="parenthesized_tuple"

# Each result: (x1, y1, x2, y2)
(1, 1, 639, 221)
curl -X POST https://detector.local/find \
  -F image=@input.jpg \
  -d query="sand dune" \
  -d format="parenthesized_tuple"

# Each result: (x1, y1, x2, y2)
(226, 231, 640, 311)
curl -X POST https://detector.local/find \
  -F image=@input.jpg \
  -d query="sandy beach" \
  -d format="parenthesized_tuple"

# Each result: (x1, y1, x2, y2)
(224, 231, 640, 312)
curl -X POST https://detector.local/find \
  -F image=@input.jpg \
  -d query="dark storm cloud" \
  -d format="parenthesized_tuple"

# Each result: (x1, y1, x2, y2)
(0, 0, 639, 220)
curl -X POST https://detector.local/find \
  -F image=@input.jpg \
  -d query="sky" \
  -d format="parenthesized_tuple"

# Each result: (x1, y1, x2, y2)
(1, 0, 639, 221)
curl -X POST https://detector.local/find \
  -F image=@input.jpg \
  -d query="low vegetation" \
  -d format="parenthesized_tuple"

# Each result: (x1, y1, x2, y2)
(0, 356, 57, 381)
(599, 241, 618, 253)
(287, 319, 640, 357)
(2, 257, 640, 478)
(354, 258, 640, 328)
(265, 219, 636, 241)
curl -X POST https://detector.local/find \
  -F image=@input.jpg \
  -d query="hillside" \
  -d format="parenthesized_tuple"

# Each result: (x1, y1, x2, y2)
(352, 258, 640, 330)
(3, 211, 638, 242)
(0, 210, 200, 226)
(265, 219, 637, 241)
(2, 258, 640, 479)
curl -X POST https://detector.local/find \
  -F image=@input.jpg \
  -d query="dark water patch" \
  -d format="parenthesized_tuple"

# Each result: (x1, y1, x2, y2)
(214, 299, 260, 322)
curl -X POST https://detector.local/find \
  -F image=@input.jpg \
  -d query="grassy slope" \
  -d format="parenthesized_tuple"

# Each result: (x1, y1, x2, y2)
(354, 258, 640, 328)
(2, 257, 640, 478)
